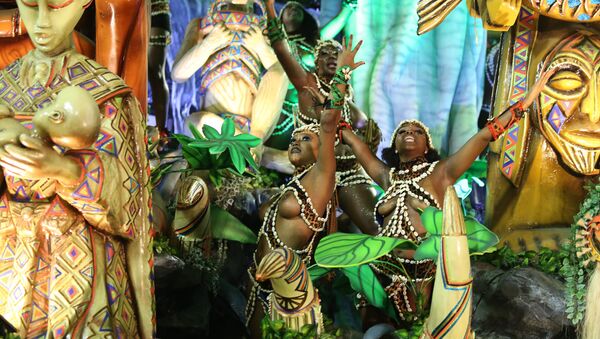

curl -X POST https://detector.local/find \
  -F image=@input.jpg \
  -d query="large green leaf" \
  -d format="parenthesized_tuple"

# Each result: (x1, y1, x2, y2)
(465, 218, 499, 254)
(414, 207, 498, 261)
(210, 205, 257, 244)
(341, 265, 398, 321)
(307, 265, 331, 281)
(314, 233, 416, 268)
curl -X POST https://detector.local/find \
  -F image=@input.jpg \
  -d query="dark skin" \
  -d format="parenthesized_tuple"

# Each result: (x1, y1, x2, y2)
(266, 0, 378, 235)
(341, 69, 553, 328)
(248, 38, 364, 339)
(148, 26, 170, 135)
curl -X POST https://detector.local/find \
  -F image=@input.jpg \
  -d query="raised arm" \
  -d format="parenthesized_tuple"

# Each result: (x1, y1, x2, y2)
(341, 129, 390, 188)
(441, 68, 553, 184)
(266, 0, 309, 90)
(348, 101, 368, 128)
(320, 0, 356, 40)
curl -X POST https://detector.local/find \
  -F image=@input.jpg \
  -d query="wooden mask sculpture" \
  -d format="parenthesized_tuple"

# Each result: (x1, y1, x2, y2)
(417, 0, 600, 250)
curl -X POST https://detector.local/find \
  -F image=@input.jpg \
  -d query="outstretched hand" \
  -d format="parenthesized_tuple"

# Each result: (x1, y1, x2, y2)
(522, 66, 559, 109)
(337, 35, 365, 71)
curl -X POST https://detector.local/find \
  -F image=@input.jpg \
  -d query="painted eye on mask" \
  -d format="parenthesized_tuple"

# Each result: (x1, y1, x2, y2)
(547, 70, 585, 93)
(546, 68, 587, 99)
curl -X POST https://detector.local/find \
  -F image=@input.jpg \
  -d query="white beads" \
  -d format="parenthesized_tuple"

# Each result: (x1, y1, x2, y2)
(374, 161, 440, 242)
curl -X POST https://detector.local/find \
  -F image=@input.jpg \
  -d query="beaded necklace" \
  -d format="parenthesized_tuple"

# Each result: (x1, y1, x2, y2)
(375, 157, 440, 241)
(257, 165, 330, 264)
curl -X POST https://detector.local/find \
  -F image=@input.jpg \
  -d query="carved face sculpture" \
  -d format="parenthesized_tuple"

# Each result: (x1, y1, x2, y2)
(526, 0, 600, 22)
(33, 86, 100, 149)
(536, 31, 600, 175)
(17, 0, 91, 56)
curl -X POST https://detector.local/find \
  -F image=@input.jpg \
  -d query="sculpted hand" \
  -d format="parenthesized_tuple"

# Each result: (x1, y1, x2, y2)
(205, 23, 233, 51)
(338, 35, 365, 71)
(0, 134, 81, 186)
(244, 26, 270, 50)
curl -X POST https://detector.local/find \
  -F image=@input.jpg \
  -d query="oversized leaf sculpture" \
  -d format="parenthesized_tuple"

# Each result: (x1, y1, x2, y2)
(414, 206, 499, 261)
(314, 233, 416, 268)
(173, 118, 261, 175)
(307, 265, 331, 281)
(209, 205, 257, 244)
(341, 265, 398, 321)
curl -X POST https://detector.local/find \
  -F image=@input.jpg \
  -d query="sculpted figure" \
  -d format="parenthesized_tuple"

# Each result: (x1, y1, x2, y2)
(246, 39, 362, 337)
(172, 0, 288, 160)
(340, 79, 544, 325)
(0, 1, 149, 111)
(255, 248, 323, 334)
(265, 0, 381, 235)
(0, 0, 153, 337)
(0, 86, 100, 150)
(418, 0, 600, 250)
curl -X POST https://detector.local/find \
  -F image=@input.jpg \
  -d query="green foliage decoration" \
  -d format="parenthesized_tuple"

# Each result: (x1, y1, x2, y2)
(562, 181, 600, 325)
(414, 207, 498, 261)
(314, 233, 416, 268)
(152, 235, 177, 256)
(260, 316, 341, 339)
(209, 205, 257, 244)
(172, 119, 260, 175)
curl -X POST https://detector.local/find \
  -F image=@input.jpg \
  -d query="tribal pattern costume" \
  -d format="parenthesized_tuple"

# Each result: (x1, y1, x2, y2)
(0, 50, 153, 338)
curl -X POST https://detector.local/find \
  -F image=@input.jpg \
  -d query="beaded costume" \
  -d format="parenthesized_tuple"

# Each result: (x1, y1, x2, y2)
(295, 50, 372, 188)
(366, 158, 438, 321)
(268, 2, 318, 147)
(246, 165, 330, 325)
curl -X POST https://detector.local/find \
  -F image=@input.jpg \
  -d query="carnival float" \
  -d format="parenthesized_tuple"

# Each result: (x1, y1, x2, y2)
(0, 0, 598, 338)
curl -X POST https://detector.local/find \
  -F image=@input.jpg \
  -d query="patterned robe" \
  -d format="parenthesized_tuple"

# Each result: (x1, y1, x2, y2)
(0, 51, 153, 338)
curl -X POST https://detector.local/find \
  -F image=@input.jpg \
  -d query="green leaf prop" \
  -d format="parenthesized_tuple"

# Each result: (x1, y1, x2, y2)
(209, 205, 257, 244)
(414, 207, 498, 261)
(314, 233, 416, 268)
(307, 265, 331, 281)
(341, 265, 398, 321)
(173, 119, 261, 175)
